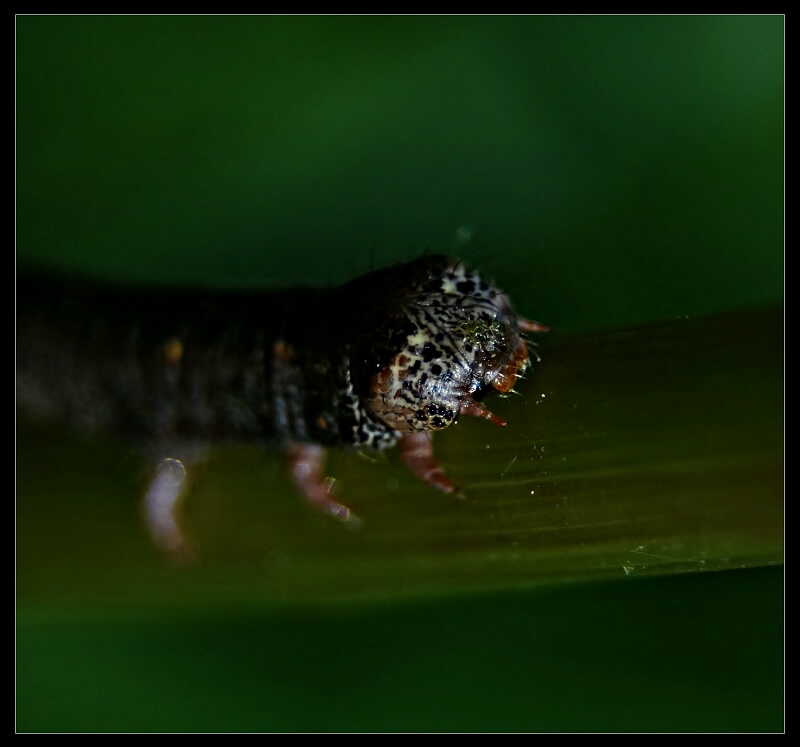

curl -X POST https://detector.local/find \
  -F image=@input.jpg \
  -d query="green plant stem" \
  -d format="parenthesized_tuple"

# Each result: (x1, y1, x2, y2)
(17, 306, 783, 616)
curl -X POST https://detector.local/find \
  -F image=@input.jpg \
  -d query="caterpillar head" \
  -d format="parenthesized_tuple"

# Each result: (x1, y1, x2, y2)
(347, 256, 545, 434)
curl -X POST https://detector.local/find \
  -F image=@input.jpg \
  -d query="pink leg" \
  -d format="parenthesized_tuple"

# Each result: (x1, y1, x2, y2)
(399, 432, 457, 493)
(287, 443, 362, 527)
(143, 458, 194, 563)
(518, 318, 549, 333)
(460, 398, 507, 427)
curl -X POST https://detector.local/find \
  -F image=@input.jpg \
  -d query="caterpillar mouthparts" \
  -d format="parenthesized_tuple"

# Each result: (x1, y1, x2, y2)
(17, 254, 547, 556)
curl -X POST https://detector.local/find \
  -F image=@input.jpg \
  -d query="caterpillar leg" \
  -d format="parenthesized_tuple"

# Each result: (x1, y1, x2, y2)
(143, 457, 193, 562)
(287, 443, 363, 528)
(399, 432, 458, 493)
(518, 318, 549, 333)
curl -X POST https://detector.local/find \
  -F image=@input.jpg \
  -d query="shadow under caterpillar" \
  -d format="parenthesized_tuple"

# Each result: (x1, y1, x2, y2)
(17, 255, 546, 558)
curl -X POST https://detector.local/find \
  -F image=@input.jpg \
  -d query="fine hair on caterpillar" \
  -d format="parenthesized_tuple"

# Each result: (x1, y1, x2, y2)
(17, 254, 547, 559)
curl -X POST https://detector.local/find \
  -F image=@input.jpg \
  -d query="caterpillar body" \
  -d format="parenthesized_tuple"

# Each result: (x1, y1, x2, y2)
(17, 255, 546, 556)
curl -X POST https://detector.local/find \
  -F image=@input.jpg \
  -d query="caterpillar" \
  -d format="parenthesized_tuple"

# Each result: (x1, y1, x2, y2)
(16, 255, 546, 557)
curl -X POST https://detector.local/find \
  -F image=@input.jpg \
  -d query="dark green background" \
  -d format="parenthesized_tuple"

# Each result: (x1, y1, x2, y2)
(17, 16, 783, 732)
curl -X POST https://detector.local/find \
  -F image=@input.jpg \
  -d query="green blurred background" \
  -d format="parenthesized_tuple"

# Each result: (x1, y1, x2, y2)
(16, 16, 783, 732)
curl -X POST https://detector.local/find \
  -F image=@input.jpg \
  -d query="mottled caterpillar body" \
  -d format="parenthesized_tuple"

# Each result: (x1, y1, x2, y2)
(17, 255, 546, 556)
